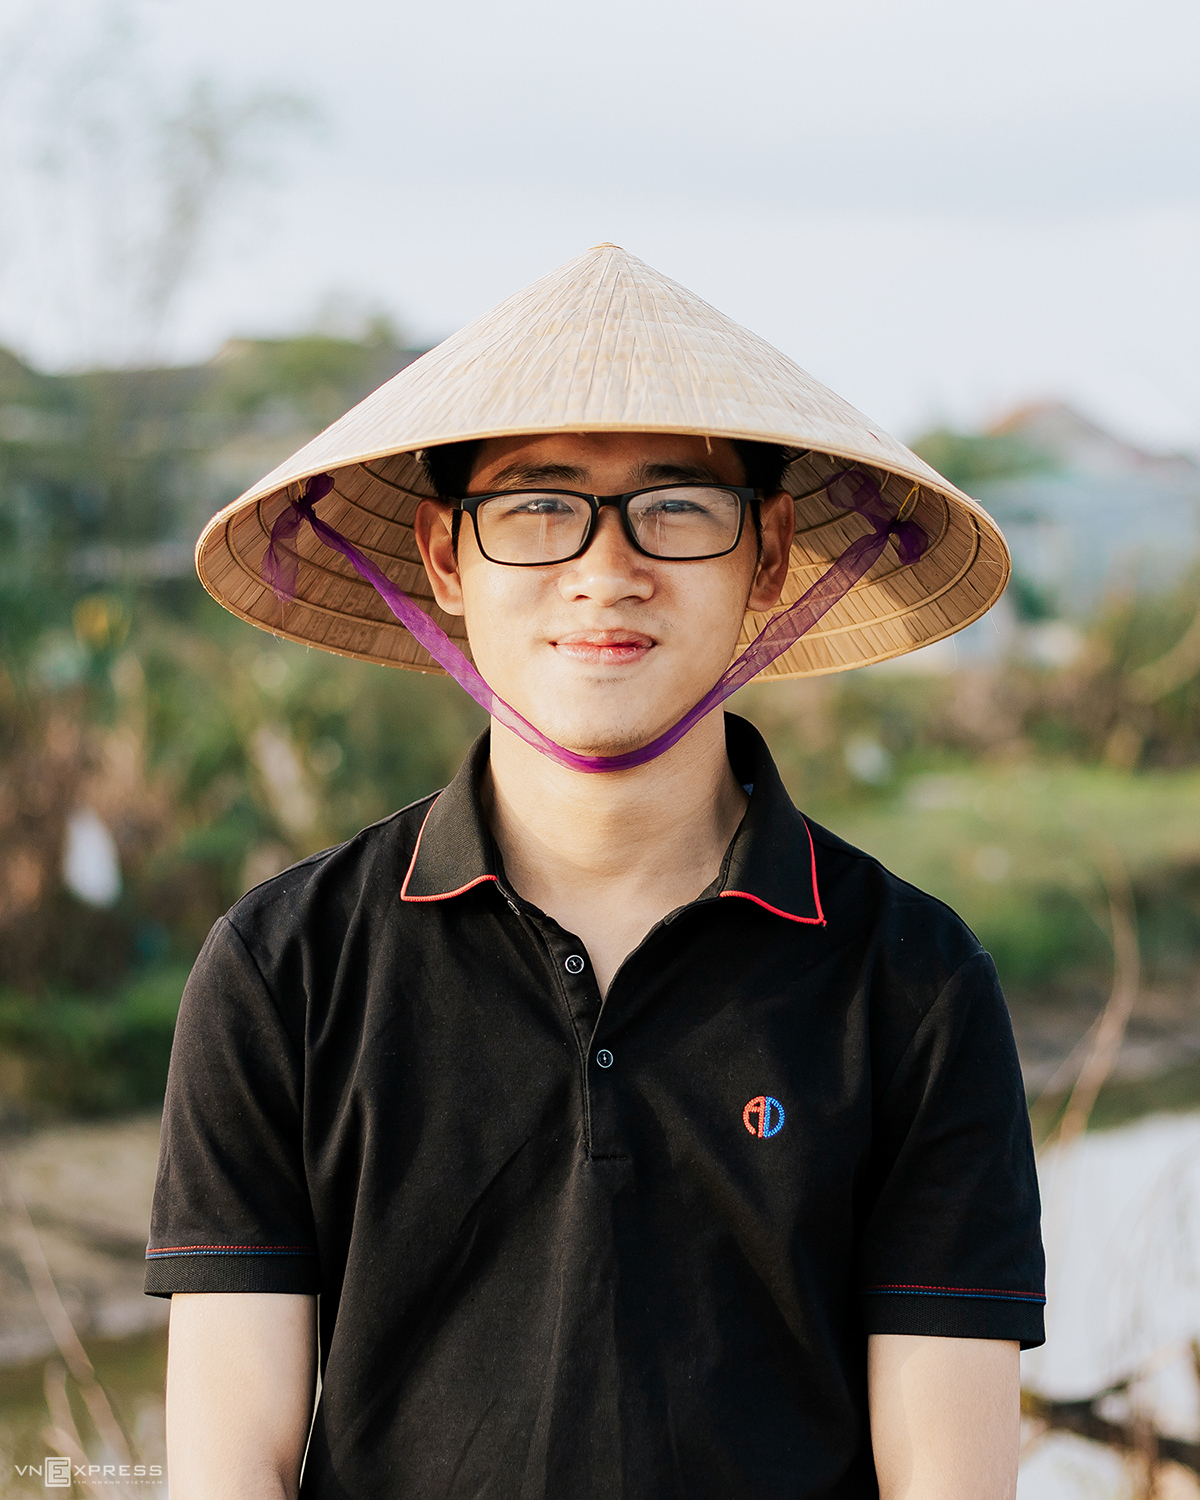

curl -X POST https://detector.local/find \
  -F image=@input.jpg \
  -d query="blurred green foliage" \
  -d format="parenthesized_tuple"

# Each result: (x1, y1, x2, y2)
(0, 329, 488, 1114)
(0, 966, 189, 1118)
(909, 426, 1055, 493)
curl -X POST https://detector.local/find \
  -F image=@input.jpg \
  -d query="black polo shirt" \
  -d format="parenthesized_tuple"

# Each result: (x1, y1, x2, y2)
(147, 714, 1044, 1500)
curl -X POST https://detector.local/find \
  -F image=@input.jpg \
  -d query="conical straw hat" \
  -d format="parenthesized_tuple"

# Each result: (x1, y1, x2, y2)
(196, 244, 1009, 678)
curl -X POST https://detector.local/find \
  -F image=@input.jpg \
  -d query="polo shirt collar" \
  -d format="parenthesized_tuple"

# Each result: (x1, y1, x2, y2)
(400, 730, 498, 902)
(400, 714, 825, 926)
(716, 715, 826, 925)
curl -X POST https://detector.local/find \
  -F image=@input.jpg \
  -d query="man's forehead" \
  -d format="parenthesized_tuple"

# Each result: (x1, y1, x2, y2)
(470, 431, 745, 486)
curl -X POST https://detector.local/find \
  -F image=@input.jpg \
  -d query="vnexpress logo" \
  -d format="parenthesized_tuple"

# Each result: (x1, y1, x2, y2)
(13, 1457, 164, 1487)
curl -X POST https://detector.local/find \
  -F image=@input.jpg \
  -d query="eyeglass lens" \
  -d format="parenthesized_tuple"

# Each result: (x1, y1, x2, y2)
(473, 487, 743, 564)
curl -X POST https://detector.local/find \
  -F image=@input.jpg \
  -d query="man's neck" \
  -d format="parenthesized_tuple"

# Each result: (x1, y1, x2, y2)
(481, 713, 748, 995)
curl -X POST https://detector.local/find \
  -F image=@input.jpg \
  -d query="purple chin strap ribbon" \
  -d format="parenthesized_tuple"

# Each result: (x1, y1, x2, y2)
(263, 467, 927, 773)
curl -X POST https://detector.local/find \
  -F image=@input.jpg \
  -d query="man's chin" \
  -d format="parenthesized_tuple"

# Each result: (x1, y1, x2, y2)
(501, 702, 682, 761)
(539, 722, 654, 760)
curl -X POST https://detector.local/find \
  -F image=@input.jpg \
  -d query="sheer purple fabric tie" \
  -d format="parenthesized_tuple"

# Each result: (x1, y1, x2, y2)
(263, 468, 927, 773)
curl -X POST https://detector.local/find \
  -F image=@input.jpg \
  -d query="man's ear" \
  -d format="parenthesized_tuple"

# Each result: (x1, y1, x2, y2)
(746, 490, 795, 612)
(413, 500, 465, 617)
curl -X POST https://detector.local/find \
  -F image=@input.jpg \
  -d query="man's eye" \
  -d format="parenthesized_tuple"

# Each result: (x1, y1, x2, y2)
(641, 497, 710, 517)
(504, 496, 576, 517)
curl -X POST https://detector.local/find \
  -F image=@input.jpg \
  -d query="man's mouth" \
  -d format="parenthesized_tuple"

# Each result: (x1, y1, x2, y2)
(551, 631, 656, 666)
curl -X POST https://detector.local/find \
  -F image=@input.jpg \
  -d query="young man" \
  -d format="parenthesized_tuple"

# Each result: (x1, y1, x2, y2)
(154, 246, 1043, 1499)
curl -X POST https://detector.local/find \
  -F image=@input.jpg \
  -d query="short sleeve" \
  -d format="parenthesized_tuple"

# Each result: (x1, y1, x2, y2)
(144, 917, 319, 1297)
(857, 950, 1045, 1348)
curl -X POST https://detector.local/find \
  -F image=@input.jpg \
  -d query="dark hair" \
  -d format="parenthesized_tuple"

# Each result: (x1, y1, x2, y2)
(421, 440, 483, 502)
(730, 439, 793, 496)
(420, 437, 792, 500)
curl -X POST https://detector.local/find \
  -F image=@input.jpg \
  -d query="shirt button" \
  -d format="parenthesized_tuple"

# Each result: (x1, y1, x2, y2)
(564, 954, 585, 975)
(595, 1049, 614, 1069)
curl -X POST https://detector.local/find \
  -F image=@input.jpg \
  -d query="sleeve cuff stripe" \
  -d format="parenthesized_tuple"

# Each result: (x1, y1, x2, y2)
(146, 1246, 316, 1258)
(862, 1285, 1045, 1304)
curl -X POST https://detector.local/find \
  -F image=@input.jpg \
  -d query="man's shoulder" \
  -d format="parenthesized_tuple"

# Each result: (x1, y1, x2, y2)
(224, 791, 441, 949)
(804, 814, 986, 983)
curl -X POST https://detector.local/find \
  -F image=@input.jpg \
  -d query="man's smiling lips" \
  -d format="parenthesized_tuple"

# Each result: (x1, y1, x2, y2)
(551, 630, 656, 666)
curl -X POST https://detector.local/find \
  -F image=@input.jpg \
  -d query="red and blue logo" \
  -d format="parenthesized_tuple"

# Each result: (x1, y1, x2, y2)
(743, 1095, 785, 1138)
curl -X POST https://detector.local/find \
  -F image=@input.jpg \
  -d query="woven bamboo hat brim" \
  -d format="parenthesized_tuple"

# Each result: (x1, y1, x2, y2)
(196, 244, 1009, 679)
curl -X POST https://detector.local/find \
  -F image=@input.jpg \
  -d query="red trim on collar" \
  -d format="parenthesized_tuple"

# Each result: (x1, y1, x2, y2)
(719, 890, 825, 925)
(400, 798, 499, 904)
(400, 799, 825, 920)
(718, 816, 826, 926)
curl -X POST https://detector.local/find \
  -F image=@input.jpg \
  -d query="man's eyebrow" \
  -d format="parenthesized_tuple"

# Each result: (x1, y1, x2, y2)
(475, 461, 588, 489)
(635, 461, 733, 486)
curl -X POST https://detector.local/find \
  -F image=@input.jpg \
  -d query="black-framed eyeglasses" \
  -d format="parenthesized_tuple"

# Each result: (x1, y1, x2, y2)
(456, 484, 757, 567)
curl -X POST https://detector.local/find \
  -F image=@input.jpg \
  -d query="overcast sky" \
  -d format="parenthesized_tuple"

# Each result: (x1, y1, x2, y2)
(3, 0, 1198, 451)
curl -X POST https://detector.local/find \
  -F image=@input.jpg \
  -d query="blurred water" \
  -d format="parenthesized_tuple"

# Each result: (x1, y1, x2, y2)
(1020, 1113, 1200, 1498)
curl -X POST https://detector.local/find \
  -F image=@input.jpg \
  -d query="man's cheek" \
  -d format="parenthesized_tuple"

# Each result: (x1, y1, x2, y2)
(461, 599, 538, 687)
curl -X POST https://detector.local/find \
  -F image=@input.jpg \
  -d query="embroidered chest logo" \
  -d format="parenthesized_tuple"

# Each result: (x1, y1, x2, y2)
(743, 1095, 785, 1138)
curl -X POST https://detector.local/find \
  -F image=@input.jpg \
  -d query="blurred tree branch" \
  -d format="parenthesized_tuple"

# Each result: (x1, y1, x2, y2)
(1031, 846, 1139, 1150)
(0, 1152, 133, 1468)
(140, 78, 318, 356)
(1052, 849, 1140, 1148)
(1023, 1344, 1200, 1484)
(0, 0, 321, 365)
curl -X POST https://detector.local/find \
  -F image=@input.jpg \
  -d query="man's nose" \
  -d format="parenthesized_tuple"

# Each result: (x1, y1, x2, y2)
(558, 506, 654, 604)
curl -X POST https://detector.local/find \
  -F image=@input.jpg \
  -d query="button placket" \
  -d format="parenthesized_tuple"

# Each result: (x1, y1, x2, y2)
(529, 920, 625, 1157)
